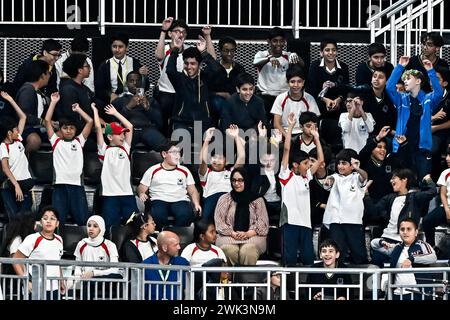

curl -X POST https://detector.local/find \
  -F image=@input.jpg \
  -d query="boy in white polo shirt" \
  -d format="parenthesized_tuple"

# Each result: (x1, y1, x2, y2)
(138, 141, 201, 229)
(323, 148, 369, 264)
(198, 125, 245, 221)
(0, 91, 33, 219)
(271, 65, 320, 140)
(279, 112, 324, 266)
(93, 104, 137, 232)
(44, 92, 93, 226)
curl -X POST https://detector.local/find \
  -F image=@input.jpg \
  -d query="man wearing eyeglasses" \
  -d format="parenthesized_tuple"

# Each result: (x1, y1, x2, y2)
(405, 32, 449, 93)
(12, 38, 62, 98)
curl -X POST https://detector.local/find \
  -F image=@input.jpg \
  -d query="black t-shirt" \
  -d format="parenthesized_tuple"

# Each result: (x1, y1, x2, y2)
(406, 96, 422, 148)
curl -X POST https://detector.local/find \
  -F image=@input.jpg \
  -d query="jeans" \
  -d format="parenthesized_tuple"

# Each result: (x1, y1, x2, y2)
(52, 184, 89, 226)
(330, 223, 368, 264)
(202, 192, 226, 222)
(102, 195, 138, 233)
(422, 206, 448, 247)
(1, 188, 32, 220)
(149, 200, 195, 229)
(281, 224, 314, 266)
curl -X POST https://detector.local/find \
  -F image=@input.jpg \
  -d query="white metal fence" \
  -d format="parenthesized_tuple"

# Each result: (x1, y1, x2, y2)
(1, 257, 448, 300)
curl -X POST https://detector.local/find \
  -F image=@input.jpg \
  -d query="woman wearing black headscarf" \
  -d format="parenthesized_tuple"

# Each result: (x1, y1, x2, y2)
(214, 167, 269, 266)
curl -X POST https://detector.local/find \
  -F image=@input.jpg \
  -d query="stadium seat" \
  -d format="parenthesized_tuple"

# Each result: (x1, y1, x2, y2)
(59, 224, 88, 259)
(109, 225, 131, 253)
(131, 150, 162, 184)
(83, 151, 102, 186)
(29, 150, 53, 184)
(162, 224, 194, 251)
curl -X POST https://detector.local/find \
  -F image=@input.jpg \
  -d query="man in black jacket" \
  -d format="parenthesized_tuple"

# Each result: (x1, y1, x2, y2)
(167, 36, 220, 138)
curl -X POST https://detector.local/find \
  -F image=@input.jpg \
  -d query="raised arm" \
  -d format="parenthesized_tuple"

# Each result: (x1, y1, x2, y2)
(91, 103, 105, 147)
(72, 103, 94, 140)
(309, 126, 324, 175)
(351, 157, 368, 184)
(386, 56, 409, 107)
(1, 91, 26, 134)
(155, 17, 173, 61)
(226, 125, 245, 168)
(104, 104, 133, 146)
(202, 26, 217, 60)
(199, 127, 215, 176)
(423, 59, 444, 109)
(281, 112, 296, 170)
(44, 92, 60, 138)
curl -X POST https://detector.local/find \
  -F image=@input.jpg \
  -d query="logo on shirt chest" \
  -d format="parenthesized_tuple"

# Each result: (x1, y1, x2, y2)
(382, 105, 389, 113)
(71, 143, 78, 151)
(18, 144, 24, 152)
(118, 152, 126, 160)
(359, 124, 366, 132)
(349, 184, 356, 192)
(224, 172, 230, 180)
(177, 178, 184, 186)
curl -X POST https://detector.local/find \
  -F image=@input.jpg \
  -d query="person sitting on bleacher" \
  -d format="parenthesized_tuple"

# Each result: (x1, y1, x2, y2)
(181, 219, 227, 267)
(137, 141, 201, 229)
(220, 72, 268, 132)
(12, 39, 61, 98)
(422, 147, 450, 248)
(1, 92, 34, 219)
(95, 32, 149, 107)
(199, 126, 245, 221)
(92, 104, 138, 233)
(143, 230, 189, 300)
(12, 206, 65, 299)
(355, 43, 394, 87)
(44, 92, 92, 226)
(386, 218, 437, 300)
(214, 167, 269, 266)
(367, 170, 436, 267)
(74, 215, 122, 284)
(14, 60, 51, 153)
(306, 239, 353, 300)
(121, 211, 158, 263)
(112, 71, 167, 151)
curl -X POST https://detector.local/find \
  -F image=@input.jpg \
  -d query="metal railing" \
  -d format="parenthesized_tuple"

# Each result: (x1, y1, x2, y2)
(1, 0, 441, 37)
(1, 257, 448, 300)
(367, 0, 446, 64)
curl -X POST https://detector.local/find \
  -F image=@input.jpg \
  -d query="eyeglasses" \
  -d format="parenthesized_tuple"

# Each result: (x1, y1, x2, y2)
(345, 99, 355, 104)
(48, 51, 61, 58)
(171, 29, 187, 35)
(231, 178, 244, 184)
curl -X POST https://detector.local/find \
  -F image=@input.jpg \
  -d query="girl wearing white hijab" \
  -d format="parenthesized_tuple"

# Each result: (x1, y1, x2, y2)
(74, 215, 121, 279)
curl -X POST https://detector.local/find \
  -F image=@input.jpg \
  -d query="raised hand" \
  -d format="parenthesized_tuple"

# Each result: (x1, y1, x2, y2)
(258, 121, 267, 137)
(377, 126, 391, 140)
(0, 91, 13, 102)
(104, 104, 118, 116)
(204, 127, 215, 142)
(287, 112, 296, 128)
(226, 124, 240, 138)
(271, 129, 282, 143)
(270, 58, 281, 69)
(51, 92, 60, 103)
(196, 35, 207, 52)
(310, 125, 320, 140)
(399, 56, 410, 67)
(289, 52, 300, 64)
(422, 59, 433, 71)
(161, 17, 173, 31)
(139, 65, 149, 76)
(351, 157, 360, 170)
(91, 102, 98, 114)
(72, 103, 81, 113)
(395, 135, 407, 144)
(202, 25, 212, 36)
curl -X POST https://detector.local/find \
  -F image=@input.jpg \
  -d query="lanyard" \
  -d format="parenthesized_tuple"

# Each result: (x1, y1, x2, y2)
(112, 58, 128, 86)
(158, 268, 171, 282)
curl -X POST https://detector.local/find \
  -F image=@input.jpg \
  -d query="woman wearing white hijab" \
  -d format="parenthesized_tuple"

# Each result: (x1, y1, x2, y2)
(74, 215, 121, 279)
